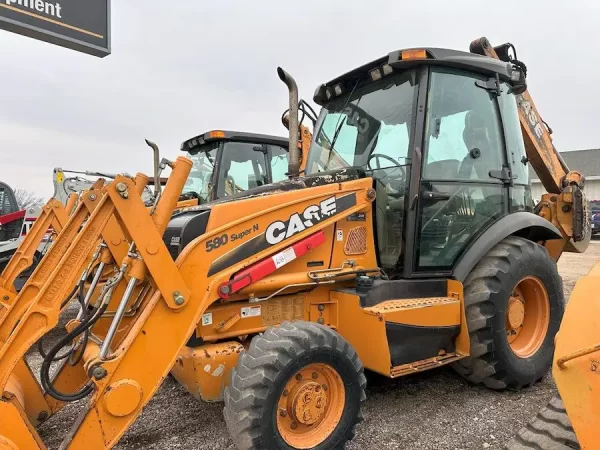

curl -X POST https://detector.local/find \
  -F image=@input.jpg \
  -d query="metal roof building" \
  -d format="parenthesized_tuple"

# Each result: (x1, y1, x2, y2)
(529, 149, 600, 202)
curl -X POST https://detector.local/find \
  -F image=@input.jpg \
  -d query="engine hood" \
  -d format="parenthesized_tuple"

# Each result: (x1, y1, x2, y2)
(162, 167, 364, 260)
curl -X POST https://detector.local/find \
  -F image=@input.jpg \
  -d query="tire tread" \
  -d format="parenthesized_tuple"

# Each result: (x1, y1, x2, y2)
(224, 321, 366, 450)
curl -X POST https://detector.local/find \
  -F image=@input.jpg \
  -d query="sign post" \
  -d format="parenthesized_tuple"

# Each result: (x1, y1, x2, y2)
(0, 0, 110, 57)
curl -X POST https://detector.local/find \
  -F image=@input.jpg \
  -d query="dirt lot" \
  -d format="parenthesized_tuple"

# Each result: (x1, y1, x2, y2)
(34, 242, 600, 450)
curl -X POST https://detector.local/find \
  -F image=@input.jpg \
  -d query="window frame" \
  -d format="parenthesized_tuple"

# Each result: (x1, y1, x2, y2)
(420, 67, 509, 185)
(403, 66, 512, 279)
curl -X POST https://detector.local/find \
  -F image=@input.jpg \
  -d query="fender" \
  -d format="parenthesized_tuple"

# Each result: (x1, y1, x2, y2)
(453, 212, 562, 282)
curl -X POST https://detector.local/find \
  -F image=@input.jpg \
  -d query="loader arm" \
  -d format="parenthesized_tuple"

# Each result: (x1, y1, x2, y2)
(470, 37, 590, 259)
(0, 199, 67, 307)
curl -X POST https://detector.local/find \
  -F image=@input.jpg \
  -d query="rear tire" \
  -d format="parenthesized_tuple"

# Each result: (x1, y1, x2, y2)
(505, 396, 579, 449)
(453, 236, 564, 390)
(224, 321, 366, 450)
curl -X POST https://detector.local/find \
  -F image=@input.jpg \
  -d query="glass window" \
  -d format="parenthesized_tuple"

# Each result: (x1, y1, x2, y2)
(423, 70, 505, 181)
(417, 183, 505, 269)
(510, 185, 534, 213)
(183, 144, 219, 203)
(219, 142, 269, 197)
(500, 87, 529, 184)
(306, 70, 417, 175)
(269, 144, 290, 183)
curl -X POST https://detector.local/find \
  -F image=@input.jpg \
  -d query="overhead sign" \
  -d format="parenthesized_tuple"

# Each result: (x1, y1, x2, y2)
(0, 0, 110, 57)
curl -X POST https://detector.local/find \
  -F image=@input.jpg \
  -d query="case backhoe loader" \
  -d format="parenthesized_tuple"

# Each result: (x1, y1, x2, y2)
(0, 37, 590, 450)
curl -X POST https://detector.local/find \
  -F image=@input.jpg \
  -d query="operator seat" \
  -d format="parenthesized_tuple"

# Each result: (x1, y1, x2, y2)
(460, 110, 503, 217)
(459, 111, 492, 180)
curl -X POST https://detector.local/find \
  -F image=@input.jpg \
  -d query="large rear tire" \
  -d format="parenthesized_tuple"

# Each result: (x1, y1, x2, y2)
(453, 236, 564, 390)
(224, 321, 366, 450)
(505, 396, 579, 449)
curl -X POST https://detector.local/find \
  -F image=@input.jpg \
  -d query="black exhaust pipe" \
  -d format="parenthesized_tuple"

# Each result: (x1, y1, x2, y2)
(277, 67, 299, 178)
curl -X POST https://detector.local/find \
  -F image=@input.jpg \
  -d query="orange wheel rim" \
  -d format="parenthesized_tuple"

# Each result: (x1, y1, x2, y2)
(506, 276, 550, 358)
(276, 363, 345, 449)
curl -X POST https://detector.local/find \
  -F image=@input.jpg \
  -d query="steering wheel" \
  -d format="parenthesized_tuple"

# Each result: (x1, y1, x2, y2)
(367, 153, 401, 170)
(368, 153, 406, 195)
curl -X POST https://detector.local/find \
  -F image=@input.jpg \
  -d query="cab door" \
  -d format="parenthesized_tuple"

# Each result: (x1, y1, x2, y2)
(408, 68, 511, 275)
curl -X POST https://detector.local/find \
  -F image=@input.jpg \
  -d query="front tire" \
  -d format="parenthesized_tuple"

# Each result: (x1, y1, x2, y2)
(453, 236, 564, 390)
(224, 321, 366, 450)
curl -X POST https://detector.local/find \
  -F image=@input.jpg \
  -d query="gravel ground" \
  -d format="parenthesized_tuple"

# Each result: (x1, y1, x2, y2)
(32, 241, 600, 450)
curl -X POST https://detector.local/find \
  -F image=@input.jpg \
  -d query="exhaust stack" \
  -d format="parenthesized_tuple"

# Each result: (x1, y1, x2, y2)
(145, 139, 162, 196)
(277, 67, 299, 178)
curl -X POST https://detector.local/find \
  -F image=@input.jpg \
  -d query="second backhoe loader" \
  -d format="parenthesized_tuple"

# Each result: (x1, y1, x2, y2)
(0, 36, 590, 450)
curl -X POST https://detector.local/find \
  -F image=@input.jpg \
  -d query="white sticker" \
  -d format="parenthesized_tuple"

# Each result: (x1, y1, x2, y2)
(336, 229, 344, 241)
(201, 312, 213, 326)
(241, 305, 262, 318)
(272, 247, 296, 269)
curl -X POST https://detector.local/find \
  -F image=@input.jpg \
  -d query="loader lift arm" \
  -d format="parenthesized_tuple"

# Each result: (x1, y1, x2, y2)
(470, 37, 590, 258)
(0, 158, 192, 449)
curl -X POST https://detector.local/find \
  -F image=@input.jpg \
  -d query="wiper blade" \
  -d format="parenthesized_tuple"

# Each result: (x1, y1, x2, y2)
(328, 116, 347, 155)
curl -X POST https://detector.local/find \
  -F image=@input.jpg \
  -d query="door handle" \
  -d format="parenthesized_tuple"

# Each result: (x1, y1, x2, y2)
(421, 190, 451, 201)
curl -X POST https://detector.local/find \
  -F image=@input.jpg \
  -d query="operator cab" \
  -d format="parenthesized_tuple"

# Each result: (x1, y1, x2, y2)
(307, 46, 533, 278)
(180, 130, 290, 204)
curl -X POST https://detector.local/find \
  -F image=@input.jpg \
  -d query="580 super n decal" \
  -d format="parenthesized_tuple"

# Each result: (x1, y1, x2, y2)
(207, 193, 357, 276)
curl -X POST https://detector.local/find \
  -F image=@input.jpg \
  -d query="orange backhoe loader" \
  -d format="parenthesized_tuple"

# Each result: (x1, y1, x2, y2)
(0, 37, 590, 450)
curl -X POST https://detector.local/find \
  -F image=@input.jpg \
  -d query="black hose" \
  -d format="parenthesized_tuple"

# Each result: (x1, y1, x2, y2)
(60, 283, 80, 309)
(41, 300, 109, 402)
(69, 279, 90, 366)
(38, 282, 84, 361)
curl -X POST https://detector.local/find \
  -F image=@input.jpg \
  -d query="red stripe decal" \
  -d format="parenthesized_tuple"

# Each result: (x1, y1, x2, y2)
(218, 231, 326, 299)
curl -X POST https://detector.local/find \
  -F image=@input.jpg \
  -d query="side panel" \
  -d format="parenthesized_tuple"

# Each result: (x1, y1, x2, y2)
(334, 290, 391, 376)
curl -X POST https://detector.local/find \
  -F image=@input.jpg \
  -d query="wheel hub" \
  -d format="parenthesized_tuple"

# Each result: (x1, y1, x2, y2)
(506, 276, 551, 358)
(291, 382, 327, 425)
(276, 363, 346, 449)
(507, 296, 525, 330)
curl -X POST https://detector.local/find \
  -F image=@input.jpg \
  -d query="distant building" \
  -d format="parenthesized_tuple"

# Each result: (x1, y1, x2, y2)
(529, 149, 600, 202)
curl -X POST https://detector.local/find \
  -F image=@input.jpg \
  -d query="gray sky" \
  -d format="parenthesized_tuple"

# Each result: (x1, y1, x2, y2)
(1, 0, 598, 198)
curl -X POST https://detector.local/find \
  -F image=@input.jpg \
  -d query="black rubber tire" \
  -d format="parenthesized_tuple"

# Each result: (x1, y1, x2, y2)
(505, 396, 580, 449)
(452, 236, 564, 390)
(223, 321, 366, 450)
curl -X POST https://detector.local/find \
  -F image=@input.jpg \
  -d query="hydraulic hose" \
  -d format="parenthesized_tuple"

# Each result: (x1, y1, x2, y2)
(38, 281, 84, 361)
(40, 300, 109, 402)
(41, 268, 125, 401)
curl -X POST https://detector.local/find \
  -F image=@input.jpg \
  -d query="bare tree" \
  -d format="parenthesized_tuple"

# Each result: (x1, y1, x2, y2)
(14, 188, 45, 210)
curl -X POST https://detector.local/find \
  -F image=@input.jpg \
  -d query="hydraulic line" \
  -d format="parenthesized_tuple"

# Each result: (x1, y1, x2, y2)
(38, 280, 84, 361)
(40, 268, 125, 402)
(40, 300, 109, 401)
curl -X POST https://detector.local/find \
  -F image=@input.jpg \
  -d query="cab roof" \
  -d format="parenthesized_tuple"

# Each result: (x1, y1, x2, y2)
(181, 130, 289, 153)
(314, 46, 516, 105)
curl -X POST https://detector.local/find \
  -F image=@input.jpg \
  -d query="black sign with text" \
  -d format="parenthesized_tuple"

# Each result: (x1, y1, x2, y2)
(0, 0, 110, 57)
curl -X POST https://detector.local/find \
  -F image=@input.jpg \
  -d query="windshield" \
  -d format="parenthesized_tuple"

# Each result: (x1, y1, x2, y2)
(186, 140, 290, 202)
(306, 70, 417, 175)
(184, 143, 218, 203)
